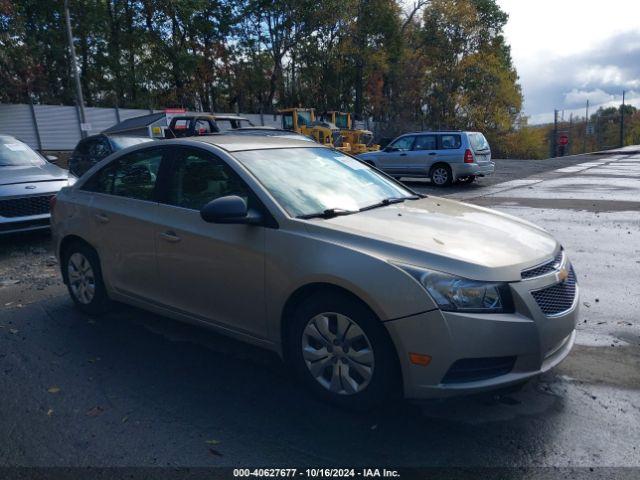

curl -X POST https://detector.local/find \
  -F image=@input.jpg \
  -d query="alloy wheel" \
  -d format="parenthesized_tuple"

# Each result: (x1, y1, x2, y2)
(432, 167, 449, 185)
(301, 312, 375, 395)
(68, 252, 96, 305)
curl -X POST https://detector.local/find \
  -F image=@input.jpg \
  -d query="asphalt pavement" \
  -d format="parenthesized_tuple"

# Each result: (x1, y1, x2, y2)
(1, 151, 638, 472)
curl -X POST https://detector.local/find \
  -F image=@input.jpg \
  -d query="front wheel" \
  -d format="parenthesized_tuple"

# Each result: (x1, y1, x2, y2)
(430, 165, 452, 187)
(287, 291, 400, 410)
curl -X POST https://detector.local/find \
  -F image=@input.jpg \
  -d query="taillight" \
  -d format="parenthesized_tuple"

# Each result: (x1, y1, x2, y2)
(49, 195, 57, 212)
(464, 149, 474, 163)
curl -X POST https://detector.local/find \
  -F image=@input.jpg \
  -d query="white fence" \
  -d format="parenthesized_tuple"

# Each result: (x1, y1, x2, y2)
(0, 103, 281, 151)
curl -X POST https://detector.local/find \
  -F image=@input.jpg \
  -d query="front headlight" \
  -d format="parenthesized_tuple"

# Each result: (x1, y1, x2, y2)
(394, 263, 514, 313)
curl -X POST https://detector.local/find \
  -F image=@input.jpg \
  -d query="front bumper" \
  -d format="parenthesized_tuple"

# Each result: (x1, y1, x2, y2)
(0, 214, 51, 234)
(385, 259, 579, 399)
(451, 162, 495, 180)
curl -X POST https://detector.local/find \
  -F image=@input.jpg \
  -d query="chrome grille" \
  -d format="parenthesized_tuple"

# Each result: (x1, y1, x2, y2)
(522, 250, 563, 279)
(531, 265, 577, 316)
(0, 195, 53, 218)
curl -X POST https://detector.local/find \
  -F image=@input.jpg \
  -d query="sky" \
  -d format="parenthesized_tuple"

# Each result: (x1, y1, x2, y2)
(496, 0, 640, 124)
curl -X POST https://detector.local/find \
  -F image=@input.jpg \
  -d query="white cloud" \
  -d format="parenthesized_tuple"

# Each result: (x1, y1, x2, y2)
(496, 0, 640, 122)
(528, 90, 640, 125)
(564, 89, 613, 108)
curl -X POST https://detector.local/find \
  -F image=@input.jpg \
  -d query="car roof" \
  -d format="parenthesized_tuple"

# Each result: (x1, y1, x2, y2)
(402, 130, 464, 135)
(102, 112, 166, 134)
(213, 115, 250, 121)
(172, 134, 323, 152)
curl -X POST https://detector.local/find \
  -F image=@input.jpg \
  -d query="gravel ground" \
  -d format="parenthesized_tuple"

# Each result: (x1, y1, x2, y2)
(0, 232, 66, 308)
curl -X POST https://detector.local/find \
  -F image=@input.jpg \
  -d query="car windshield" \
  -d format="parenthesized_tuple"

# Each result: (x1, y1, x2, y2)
(0, 137, 45, 167)
(234, 147, 416, 218)
(109, 136, 154, 150)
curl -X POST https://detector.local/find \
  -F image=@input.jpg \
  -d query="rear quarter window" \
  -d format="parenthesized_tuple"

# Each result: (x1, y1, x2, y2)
(468, 133, 490, 151)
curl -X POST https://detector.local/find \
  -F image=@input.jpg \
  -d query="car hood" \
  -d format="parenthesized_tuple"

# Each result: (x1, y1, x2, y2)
(303, 196, 558, 282)
(0, 162, 69, 186)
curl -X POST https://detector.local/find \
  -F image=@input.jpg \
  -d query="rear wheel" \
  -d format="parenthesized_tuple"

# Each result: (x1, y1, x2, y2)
(430, 164, 452, 187)
(287, 291, 400, 410)
(62, 242, 112, 315)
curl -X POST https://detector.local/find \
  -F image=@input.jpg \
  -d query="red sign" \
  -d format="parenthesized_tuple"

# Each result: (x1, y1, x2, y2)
(558, 134, 569, 146)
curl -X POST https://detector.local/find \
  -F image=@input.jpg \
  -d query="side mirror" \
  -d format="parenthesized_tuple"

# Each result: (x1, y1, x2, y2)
(46, 155, 59, 163)
(200, 195, 262, 225)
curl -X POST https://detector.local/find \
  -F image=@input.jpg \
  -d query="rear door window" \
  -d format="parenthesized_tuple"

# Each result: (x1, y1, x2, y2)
(438, 134, 462, 150)
(83, 148, 163, 201)
(413, 135, 437, 150)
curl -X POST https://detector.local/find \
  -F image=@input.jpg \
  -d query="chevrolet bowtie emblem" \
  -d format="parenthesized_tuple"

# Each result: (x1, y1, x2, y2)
(558, 268, 569, 282)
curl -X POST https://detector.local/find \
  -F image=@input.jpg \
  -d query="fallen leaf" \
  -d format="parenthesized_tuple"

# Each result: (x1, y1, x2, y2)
(205, 439, 221, 445)
(47, 386, 61, 394)
(86, 406, 105, 417)
(9, 328, 18, 335)
(208, 447, 223, 457)
(47, 409, 54, 416)
(121, 416, 129, 423)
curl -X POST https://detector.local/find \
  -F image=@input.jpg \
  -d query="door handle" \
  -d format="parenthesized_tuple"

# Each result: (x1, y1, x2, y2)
(428, 152, 437, 156)
(160, 231, 181, 243)
(400, 153, 407, 156)
(94, 213, 110, 224)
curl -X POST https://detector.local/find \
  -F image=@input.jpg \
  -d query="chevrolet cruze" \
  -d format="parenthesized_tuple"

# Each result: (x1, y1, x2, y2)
(51, 136, 578, 408)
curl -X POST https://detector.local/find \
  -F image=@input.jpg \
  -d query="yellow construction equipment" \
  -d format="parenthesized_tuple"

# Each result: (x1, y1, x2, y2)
(325, 111, 380, 154)
(278, 108, 350, 152)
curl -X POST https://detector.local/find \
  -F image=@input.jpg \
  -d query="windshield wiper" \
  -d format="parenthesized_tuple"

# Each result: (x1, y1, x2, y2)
(297, 208, 359, 220)
(359, 195, 420, 212)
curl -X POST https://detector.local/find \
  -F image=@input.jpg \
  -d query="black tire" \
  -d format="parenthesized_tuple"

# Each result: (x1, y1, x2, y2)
(457, 175, 476, 185)
(429, 164, 452, 187)
(62, 241, 112, 315)
(286, 290, 400, 410)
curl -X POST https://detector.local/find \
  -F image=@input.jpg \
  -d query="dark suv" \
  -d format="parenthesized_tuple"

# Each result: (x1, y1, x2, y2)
(69, 135, 154, 177)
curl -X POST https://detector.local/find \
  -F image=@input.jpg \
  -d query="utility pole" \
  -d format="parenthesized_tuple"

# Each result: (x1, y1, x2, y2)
(64, 0, 87, 138)
(568, 113, 573, 155)
(552, 109, 558, 157)
(620, 90, 626, 148)
(583, 99, 589, 153)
